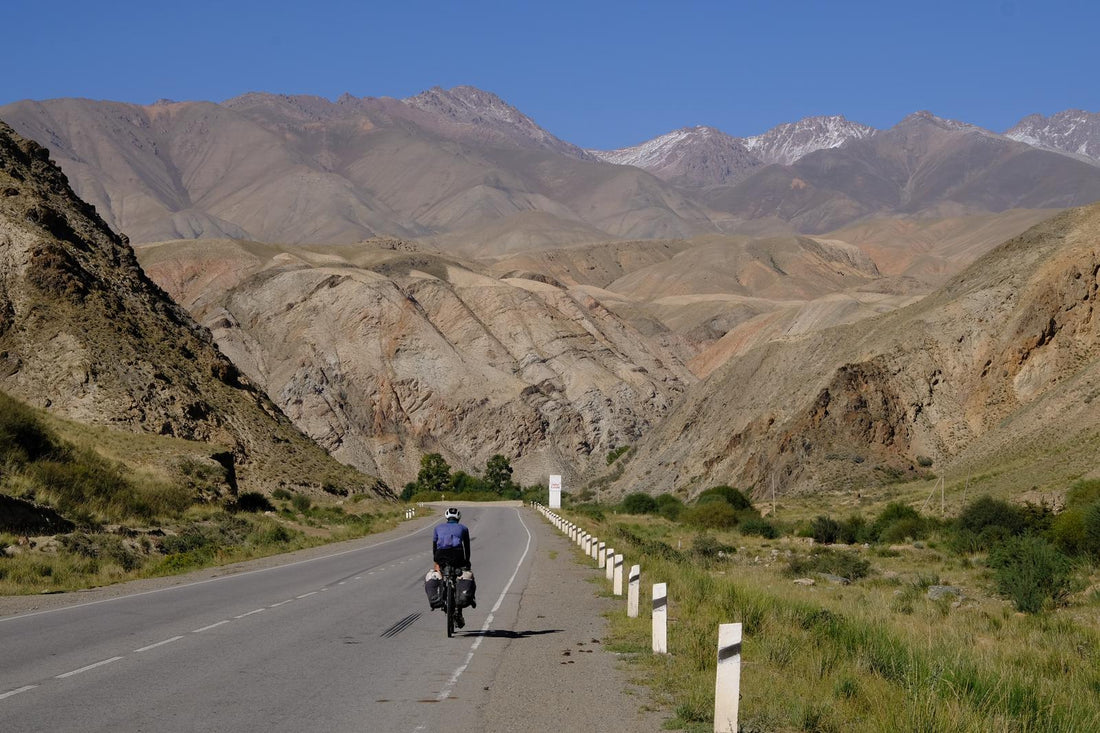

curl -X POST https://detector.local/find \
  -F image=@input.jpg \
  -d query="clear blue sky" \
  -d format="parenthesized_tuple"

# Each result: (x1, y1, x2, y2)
(4, 0, 1097, 149)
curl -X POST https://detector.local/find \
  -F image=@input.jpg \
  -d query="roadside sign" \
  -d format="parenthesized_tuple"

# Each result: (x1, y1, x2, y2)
(549, 474, 562, 508)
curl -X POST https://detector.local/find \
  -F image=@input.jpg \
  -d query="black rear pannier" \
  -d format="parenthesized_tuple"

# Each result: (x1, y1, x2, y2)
(456, 571, 476, 608)
(424, 571, 444, 609)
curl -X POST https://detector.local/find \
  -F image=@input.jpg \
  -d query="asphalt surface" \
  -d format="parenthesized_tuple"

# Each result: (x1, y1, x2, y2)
(0, 506, 667, 732)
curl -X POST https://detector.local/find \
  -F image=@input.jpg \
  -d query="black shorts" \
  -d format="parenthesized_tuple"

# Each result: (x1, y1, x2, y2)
(434, 547, 468, 569)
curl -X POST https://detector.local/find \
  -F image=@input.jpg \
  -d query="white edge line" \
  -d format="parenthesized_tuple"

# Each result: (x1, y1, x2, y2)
(435, 507, 532, 702)
(134, 635, 183, 653)
(269, 600, 293, 608)
(0, 521, 436, 624)
(192, 620, 230, 633)
(0, 685, 37, 700)
(296, 591, 317, 599)
(55, 656, 123, 679)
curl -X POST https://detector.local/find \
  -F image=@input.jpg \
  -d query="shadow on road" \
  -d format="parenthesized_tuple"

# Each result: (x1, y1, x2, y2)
(463, 628, 563, 639)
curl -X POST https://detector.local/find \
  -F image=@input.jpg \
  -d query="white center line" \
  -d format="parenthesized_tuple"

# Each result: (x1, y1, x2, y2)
(337, 581, 346, 585)
(193, 620, 230, 633)
(134, 636, 183, 653)
(234, 608, 265, 619)
(0, 685, 37, 700)
(297, 591, 317, 599)
(269, 599, 293, 608)
(56, 657, 124, 679)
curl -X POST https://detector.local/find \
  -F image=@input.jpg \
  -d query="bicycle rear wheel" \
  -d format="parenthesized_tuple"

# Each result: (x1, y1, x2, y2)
(445, 582, 455, 638)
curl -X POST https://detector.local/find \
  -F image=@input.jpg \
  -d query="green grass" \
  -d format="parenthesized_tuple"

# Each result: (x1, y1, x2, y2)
(554, 509, 1100, 732)
(0, 390, 400, 595)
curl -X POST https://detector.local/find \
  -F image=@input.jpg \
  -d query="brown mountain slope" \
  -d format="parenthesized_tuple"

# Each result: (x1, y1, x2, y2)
(0, 121, 387, 497)
(135, 239, 696, 488)
(0, 93, 721, 248)
(611, 204, 1100, 498)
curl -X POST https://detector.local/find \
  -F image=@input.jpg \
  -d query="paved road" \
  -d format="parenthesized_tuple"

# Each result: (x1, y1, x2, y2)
(0, 506, 539, 732)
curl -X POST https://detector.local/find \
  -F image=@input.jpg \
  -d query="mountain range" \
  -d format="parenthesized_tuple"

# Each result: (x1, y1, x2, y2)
(2, 86, 1100, 498)
(2, 88, 1099, 250)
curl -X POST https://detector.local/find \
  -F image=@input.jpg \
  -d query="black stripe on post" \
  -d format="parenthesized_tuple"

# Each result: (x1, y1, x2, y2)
(629, 572, 640, 582)
(717, 642, 742, 662)
(652, 597, 668, 610)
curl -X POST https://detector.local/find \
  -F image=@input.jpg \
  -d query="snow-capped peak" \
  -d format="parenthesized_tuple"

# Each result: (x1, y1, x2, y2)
(587, 126, 763, 186)
(1005, 109, 1100, 163)
(740, 114, 875, 165)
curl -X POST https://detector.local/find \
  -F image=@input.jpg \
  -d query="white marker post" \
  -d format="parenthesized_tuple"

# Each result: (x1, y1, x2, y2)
(652, 582, 668, 654)
(597, 542, 607, 568)
(613, 554, 624, 596)
(628, 564, 641, 617)
(589, 537, 599, 561)
(584, 534, 592, 556)
(549, 474, 562, 509)
(714, 623, 743, 733)
(605, 549, 615, 581)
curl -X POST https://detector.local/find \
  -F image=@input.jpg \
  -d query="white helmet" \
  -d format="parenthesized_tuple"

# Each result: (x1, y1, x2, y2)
(444, 507, 461, 521)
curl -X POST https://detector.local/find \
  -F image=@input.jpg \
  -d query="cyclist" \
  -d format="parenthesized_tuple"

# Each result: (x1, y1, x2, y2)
(433, 507, 472, 627)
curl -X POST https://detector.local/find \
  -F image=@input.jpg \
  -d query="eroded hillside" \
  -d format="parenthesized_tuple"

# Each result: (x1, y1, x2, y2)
(0, 121, 387, 497)
(135, 238, 696, 488)
(612, 204, 1100, 498)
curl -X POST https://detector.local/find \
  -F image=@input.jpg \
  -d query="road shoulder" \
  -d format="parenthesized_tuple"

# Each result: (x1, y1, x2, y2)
(475, 509, 668, 732)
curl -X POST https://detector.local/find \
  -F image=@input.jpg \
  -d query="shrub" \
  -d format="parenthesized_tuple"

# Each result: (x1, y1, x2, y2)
(691, 534, 735, 559)
(234, 492, 275, 513)
(606, 446, 630, 465)
(956, 495, 1027, 537)
(837, 514, 867, 544)
(656, 494, 684, 521)
(272, 488, 293, 501)
(786, 547, 871, 581)
(696, 485, 754, 511)
(870, 502, 925, 542)
(621, 492, 657, 515)
(987, 535, 1075, 613)
(879, 517, 928, 543)
(680, 501, 738, 529)
(810, 515, 841, 544)
(740, 516, 779, 539)
(291, 493, 312, 513)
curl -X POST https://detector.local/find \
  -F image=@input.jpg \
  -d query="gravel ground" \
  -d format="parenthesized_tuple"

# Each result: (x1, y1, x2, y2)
(474, 511, 669, 732)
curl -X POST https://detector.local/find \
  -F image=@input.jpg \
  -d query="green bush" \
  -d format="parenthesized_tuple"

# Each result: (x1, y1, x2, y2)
(786, 547, 872, 581)
(696, 485, 754, 511)
(291, 493, 312, 513)
(680, 501, 738, 529)
(272, 488, 293, 501)
(621, 492, 657, 515)
(870, 503, 927, 542)
(987, 535, 1075, 613)
(740, 516, 780, 539)
(691, 534, 735, 559)
(606, 445, 630, 465)
(656, 494, 684, 521)
(956, 495, 1027, 537)
(810, 515, 841, 544)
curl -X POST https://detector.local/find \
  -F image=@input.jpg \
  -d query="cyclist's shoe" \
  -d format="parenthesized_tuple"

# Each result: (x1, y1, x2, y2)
(470, 599, 476, 608)
(455, 611, 465, 629)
